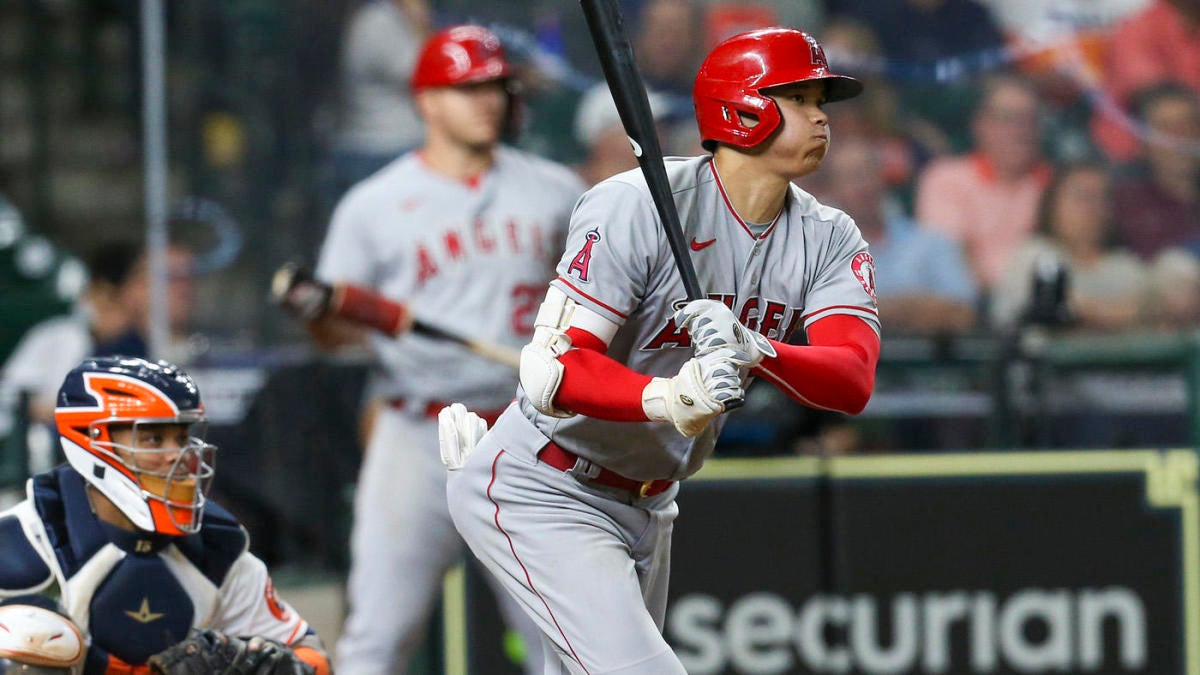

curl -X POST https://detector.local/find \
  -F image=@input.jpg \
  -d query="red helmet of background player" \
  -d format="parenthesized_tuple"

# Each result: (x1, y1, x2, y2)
(693, 27, 862, 151)
(411, 25, 512, 91)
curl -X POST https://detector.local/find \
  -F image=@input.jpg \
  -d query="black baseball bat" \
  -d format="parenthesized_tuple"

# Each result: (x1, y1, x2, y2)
(579, 0, 703, 303)
(579, 0, 744, 409)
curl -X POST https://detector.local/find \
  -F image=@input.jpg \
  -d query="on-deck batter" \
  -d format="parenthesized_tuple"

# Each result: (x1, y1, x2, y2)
(303, 25, 585, 674)
(445, 27, 881, 674)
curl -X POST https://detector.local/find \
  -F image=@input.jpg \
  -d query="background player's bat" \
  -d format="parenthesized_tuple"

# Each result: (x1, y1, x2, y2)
(578, 0, 743, 409)
(271, 263, 522, 369)
(408, 320, 522, 369)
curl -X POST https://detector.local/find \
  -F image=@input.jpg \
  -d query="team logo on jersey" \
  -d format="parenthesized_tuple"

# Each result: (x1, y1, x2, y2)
(264, 577, 290, 622)
(642, 294, 801, 350)
(851, 251, 877, 300)
(124, 598, 165, 624)
(567, 229, 602, 282)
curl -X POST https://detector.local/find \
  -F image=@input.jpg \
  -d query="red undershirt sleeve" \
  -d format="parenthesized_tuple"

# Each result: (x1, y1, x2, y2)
(552, 314, 880, 421)
(754, 314, 880, 414)
(554, 327, 653, 421)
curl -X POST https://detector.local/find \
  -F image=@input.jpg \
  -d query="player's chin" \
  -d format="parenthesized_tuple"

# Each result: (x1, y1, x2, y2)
(786, 147, 827, 177)
(467, 127, 503, 148)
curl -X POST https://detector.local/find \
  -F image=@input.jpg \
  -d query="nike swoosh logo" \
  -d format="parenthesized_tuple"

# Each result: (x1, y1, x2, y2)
(690, 237, 717, 251)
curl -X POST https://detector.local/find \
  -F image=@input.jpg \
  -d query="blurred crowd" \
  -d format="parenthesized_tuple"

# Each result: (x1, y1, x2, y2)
(2, 0, 1200, 460)
(318, 0, 1200, 339)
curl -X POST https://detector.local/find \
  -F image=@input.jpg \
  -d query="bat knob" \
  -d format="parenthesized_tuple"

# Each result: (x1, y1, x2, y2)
(722, 397, 745, 412)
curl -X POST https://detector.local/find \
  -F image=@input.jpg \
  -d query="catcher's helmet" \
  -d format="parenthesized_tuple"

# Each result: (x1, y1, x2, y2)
(694, 27, 862, 151)
(55, 357, 215, 536)
(411, 25, 512, 91)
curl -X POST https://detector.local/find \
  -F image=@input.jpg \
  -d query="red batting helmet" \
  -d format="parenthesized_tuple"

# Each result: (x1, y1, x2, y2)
(694, 27, 862, 151)
(411, 25, 512, 91)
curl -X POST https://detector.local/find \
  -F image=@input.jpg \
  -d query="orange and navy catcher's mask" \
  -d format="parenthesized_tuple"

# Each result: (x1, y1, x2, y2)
(55, 356, 215, 536)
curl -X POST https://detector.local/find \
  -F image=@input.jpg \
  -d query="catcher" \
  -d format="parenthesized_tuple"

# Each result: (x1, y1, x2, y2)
(0, 356, 331, 675)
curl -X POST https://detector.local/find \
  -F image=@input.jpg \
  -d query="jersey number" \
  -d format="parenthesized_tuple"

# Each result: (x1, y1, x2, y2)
(511, 284, 542, 337)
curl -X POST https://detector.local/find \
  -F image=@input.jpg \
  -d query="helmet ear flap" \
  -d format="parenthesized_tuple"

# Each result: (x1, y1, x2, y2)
(697, 84, 782, 150)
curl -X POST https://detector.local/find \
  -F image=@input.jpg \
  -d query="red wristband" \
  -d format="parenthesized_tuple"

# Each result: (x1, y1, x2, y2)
(331, 285, 409, 336)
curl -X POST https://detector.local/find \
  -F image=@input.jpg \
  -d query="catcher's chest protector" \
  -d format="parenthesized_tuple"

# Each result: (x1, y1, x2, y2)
(24, 467, 245, 665)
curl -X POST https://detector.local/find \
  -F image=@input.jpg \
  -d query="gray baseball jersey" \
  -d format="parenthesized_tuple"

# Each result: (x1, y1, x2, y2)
(520, 154, 879, 480)
(317, 146, 586, 408)
(320, 146, 584, 675)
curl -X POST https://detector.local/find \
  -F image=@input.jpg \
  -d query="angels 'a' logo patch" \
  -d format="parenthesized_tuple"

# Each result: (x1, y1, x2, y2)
(851, 251, 876, 300)
(567, 229, 601, 282)
(804, 32, 829, 70)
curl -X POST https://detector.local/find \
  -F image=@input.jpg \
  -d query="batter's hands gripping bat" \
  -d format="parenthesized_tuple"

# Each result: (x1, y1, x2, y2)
(271, 263, 522, 369)
(579, 0, 743, 409)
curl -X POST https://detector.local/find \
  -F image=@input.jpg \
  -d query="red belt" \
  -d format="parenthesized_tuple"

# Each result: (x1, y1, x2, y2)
(387, 398, 506, 426)
(537, 442, 674, 498)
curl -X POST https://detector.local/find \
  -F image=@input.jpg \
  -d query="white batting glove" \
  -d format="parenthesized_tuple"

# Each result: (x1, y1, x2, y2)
(642, 347, 749, 438)
(438, 403, 488, 470)
(675, 299, 777, 367)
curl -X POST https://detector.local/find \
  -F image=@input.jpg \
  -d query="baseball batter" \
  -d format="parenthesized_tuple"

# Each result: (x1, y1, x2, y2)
(444, 28, 881, 673)
(292, 25, 585, 674)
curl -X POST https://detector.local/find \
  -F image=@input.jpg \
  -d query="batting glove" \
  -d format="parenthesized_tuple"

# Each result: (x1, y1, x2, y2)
(675, 299, 777, 367)
(642, 347, 749, 438)
(270, 262, 332, 321)
(438, 403, 489, 470)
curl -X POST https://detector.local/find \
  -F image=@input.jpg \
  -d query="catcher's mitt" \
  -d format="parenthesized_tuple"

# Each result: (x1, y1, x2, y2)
(146, 630, 313, 675)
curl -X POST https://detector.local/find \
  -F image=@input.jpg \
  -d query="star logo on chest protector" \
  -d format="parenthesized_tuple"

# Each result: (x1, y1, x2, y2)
(125, 597, 165, 624)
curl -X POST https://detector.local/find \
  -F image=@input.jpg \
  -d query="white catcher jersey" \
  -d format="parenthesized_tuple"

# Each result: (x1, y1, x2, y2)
(318, 146, 585, 407)
(520, 155, 879, 481)
(0, 467, 311, 666)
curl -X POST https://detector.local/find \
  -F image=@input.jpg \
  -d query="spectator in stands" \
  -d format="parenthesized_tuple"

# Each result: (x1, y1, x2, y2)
(818, 18, 952, 192)
(0, 240, 194, 425)
(1113, 83, 1200, 260)
(633, 0, 705, 98)
(973, 0, 1150, 163)
(991, 162, 1147, 330)
(1144, 247, 1200, 328)
(699, 1, 825, 47)
(328, 0, 432, 202)
(831, 0, 1005, 66)
(831, 0, 1007, 149)
(573, 85, 677, 185)
(818, 136, 977, 334)
(915, 73, 1053, 291)
(976, 0, 1148, 82)
(1091, 0, 1200, 160)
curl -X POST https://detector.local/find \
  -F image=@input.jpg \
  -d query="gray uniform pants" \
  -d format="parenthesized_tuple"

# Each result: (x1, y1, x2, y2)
(447, 405, 687, 674)
(335, 405, 543, 674)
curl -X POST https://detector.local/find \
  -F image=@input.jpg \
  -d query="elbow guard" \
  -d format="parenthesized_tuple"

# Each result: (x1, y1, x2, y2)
(520, 287, 576, 418)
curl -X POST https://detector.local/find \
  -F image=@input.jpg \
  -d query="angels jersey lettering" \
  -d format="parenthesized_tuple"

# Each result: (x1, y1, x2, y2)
(523, 155, 878, 481)
(317, 147, 585, 407)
